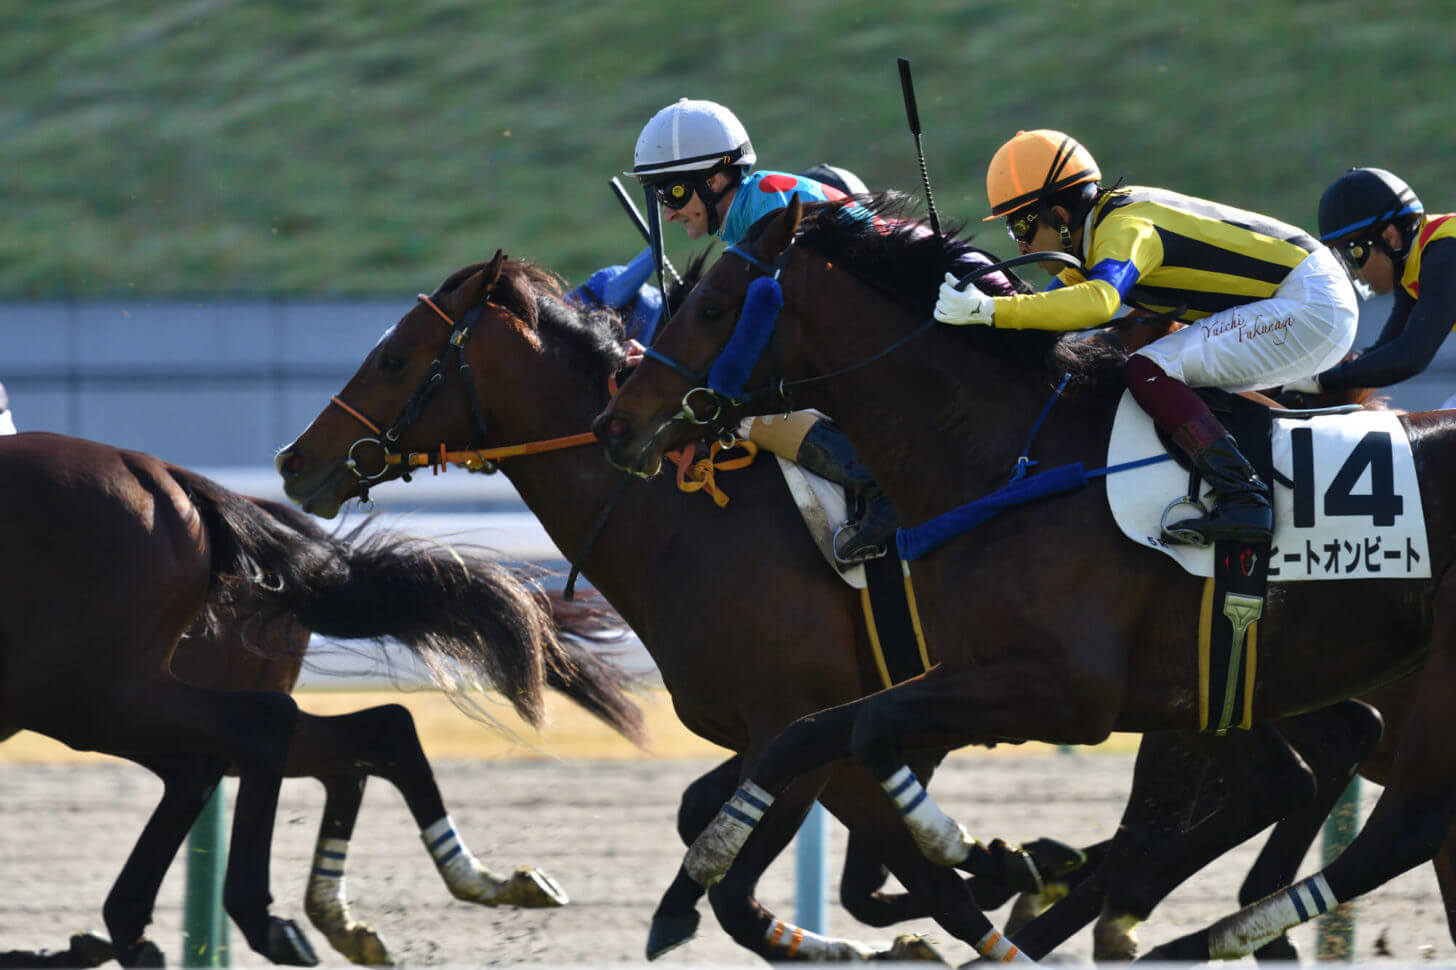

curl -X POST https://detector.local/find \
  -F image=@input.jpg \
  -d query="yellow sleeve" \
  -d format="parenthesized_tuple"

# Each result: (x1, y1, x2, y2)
(991, 279, 1124, 331)
(991, 209, 1165, 331)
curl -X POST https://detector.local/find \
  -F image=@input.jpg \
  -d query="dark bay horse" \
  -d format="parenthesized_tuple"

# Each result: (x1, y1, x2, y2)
(0, 433, 640, 967)
(273, 254, 1076, 964)
(596, 194, 1456, 961)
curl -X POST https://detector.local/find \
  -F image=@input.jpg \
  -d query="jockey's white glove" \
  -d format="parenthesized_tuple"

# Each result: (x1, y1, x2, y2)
(1282, 374, 1324, 395)
(934, 272, 995, 326)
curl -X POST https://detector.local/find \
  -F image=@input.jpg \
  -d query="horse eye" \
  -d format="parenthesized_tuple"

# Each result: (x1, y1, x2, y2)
(380, 354, 407, 376)
(699, 303, 725, 322)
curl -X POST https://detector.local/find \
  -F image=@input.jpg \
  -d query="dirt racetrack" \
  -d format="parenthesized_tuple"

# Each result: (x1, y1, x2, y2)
(2, 690, 1452, 967)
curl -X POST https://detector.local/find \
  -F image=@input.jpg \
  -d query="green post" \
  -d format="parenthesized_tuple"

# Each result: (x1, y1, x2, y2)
(183, 785, 231, 968)
(1315, 778, 1361, 962)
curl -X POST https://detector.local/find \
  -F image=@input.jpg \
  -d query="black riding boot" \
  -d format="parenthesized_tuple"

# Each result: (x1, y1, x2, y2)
(1165, 435, 1273, 546)
(794, 419, 898, 563)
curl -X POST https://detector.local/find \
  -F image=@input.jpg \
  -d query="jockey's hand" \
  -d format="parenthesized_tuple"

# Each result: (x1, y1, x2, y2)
(624, 338, 646, 368)
(934, 273, 995, 326)
(1282, 374, 1323, 395)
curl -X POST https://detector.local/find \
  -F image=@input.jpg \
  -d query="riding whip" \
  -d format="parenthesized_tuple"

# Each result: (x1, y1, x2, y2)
(897, 57, 942, 240)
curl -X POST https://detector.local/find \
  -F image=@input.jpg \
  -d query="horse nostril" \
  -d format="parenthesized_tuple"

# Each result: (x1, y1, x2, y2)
(275, 449, 301, 479)
(605, 414, 631, 441)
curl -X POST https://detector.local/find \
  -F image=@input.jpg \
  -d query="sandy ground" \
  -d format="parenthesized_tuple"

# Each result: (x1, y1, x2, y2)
(1, 693, 1452, 968)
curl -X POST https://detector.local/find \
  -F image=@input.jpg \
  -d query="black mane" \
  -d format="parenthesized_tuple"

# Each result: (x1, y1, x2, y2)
(745, 193, 1128, 393)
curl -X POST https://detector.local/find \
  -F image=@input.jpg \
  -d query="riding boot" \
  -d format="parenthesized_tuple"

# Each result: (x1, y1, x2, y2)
(792, 418, 898, 563)
(1164, 418, 1273, 547)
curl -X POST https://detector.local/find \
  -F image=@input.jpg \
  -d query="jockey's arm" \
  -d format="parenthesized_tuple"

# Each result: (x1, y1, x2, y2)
(1318, 237, 1456, 392)
(991, 217, 1163, 332)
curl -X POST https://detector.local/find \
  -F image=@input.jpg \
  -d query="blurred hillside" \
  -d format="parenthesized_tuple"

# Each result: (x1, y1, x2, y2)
(7, 1, 1452, 297)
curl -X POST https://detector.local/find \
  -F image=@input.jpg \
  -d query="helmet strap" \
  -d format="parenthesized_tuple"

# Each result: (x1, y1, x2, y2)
(1057, 222, 1073, 252)
(695, 168, 740, 236)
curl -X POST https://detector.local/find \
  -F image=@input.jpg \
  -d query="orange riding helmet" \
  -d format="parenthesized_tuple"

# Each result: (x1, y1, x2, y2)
(983, 129, 1101, 221)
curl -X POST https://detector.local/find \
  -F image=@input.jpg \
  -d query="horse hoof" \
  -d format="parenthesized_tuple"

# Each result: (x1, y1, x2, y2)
(1004, 881, 1070, 936)
(265, 918, 320, 967)
(115, 937, 164, 968)
(645, 912, 700, 960)
(501, 867, 569, 908)
(68, 932, 116, 967)
(324, 924, 392, 966)
(1092, 912, 1140, 961)
(1254, 934, 1299, 963)
(875, 934, 948, 963)
(1021, 837, 1088, 881)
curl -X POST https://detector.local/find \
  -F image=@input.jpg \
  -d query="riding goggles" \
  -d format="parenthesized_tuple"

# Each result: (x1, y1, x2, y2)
(1006, 210, 1039, 245)
(651, 177, 701, 211)
(1333, 235, 1377, 276)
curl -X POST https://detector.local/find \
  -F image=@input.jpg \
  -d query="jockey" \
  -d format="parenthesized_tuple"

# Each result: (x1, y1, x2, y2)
(934, 129, 1359, 547)
(1284, 168, 1455, 396)
(0, 381, 14, 436)
(625, 97, 896, 562)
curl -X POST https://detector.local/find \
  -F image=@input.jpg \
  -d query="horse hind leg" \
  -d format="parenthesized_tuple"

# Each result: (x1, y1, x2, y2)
(300, 775, 395, 967)
(287, 708, 564, 920)
(1140, 604, 1456, 962)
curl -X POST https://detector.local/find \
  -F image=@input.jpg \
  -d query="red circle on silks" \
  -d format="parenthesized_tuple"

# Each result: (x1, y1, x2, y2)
(757, 174, 800, 193)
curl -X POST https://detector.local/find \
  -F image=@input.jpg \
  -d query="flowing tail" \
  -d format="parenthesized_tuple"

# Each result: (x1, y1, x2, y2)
(174, 468, 642, 739)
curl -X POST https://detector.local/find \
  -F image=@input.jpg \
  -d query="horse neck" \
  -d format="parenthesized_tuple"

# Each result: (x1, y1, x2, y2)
(489, 374, 660, 625)
(785, 277, 1056, 526)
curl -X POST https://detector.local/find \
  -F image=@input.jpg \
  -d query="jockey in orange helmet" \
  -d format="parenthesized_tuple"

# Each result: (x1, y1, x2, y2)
(934, 130, 1359, 547)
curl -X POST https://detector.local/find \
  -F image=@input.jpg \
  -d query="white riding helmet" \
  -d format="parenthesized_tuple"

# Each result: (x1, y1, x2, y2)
(631, 98, 756, 180)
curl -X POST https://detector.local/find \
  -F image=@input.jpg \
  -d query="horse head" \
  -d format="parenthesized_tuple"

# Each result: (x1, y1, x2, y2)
(277, 251, 624, 517)
(596, 197, 805, 476)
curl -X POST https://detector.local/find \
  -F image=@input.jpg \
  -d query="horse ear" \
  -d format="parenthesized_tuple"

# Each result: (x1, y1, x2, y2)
(482, 249, 506, 289)
(458, 249, 507, 305)
(759, 195, 802, 260)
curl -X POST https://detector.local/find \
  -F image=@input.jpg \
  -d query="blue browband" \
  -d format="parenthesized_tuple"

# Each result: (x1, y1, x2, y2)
(703, 243, 792, 400)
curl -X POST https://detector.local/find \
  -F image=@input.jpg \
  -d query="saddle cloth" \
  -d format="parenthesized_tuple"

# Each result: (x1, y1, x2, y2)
(774, 456, 867, 588)
(1105, 391, 1430, 581)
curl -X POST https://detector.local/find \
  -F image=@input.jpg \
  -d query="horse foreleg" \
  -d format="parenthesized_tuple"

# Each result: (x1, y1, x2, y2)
(646, 756, 741, 960)
(100, 752, 228, 968)
(1235, 700, 1383, 963)
(709, 765, 951, 963)
(1140, 615, 1456, 963)
(684, 701, 863, 887)
(1091, 725, 1319, 961)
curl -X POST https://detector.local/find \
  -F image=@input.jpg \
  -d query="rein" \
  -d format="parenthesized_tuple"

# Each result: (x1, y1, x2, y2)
(328, 288, 758, 597)
(653, 245, 1086, 424)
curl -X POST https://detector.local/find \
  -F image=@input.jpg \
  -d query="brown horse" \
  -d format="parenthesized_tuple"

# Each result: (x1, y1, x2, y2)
(597, 194, 1456, 962)
(272, 254, 1086, 963)
(0, 433, 640, 967)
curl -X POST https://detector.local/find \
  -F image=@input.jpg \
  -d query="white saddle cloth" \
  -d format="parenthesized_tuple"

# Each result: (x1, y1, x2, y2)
(775, 456, 867, 589)
(1105, 391, 1430, 582)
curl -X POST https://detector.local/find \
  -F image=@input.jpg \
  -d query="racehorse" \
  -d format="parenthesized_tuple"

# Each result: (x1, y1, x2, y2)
(273, 253, 1082, 963)
(596, 193, 1456, 961)
(0, 433, 641, 967)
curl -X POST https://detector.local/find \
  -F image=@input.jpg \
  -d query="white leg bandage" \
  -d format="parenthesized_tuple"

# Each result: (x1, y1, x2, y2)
(422, 816, 508, 903)
(685, 781, 774, 887)
(882, 765, 974, 866)
(1208, 874, 1338, 959)
(763, 919, 873, 960)
(305, 837, 352, 926)
(976, 928, 1037, 963)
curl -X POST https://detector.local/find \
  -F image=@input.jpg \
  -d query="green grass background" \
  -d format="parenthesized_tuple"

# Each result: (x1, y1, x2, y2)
(7, 0, 1451, 297)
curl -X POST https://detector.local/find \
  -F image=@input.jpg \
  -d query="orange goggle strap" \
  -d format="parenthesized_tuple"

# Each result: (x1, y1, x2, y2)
(986, 133, 1098, 219)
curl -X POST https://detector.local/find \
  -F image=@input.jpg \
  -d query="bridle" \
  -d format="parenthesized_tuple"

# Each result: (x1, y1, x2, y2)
(327, 291, 595, 502)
